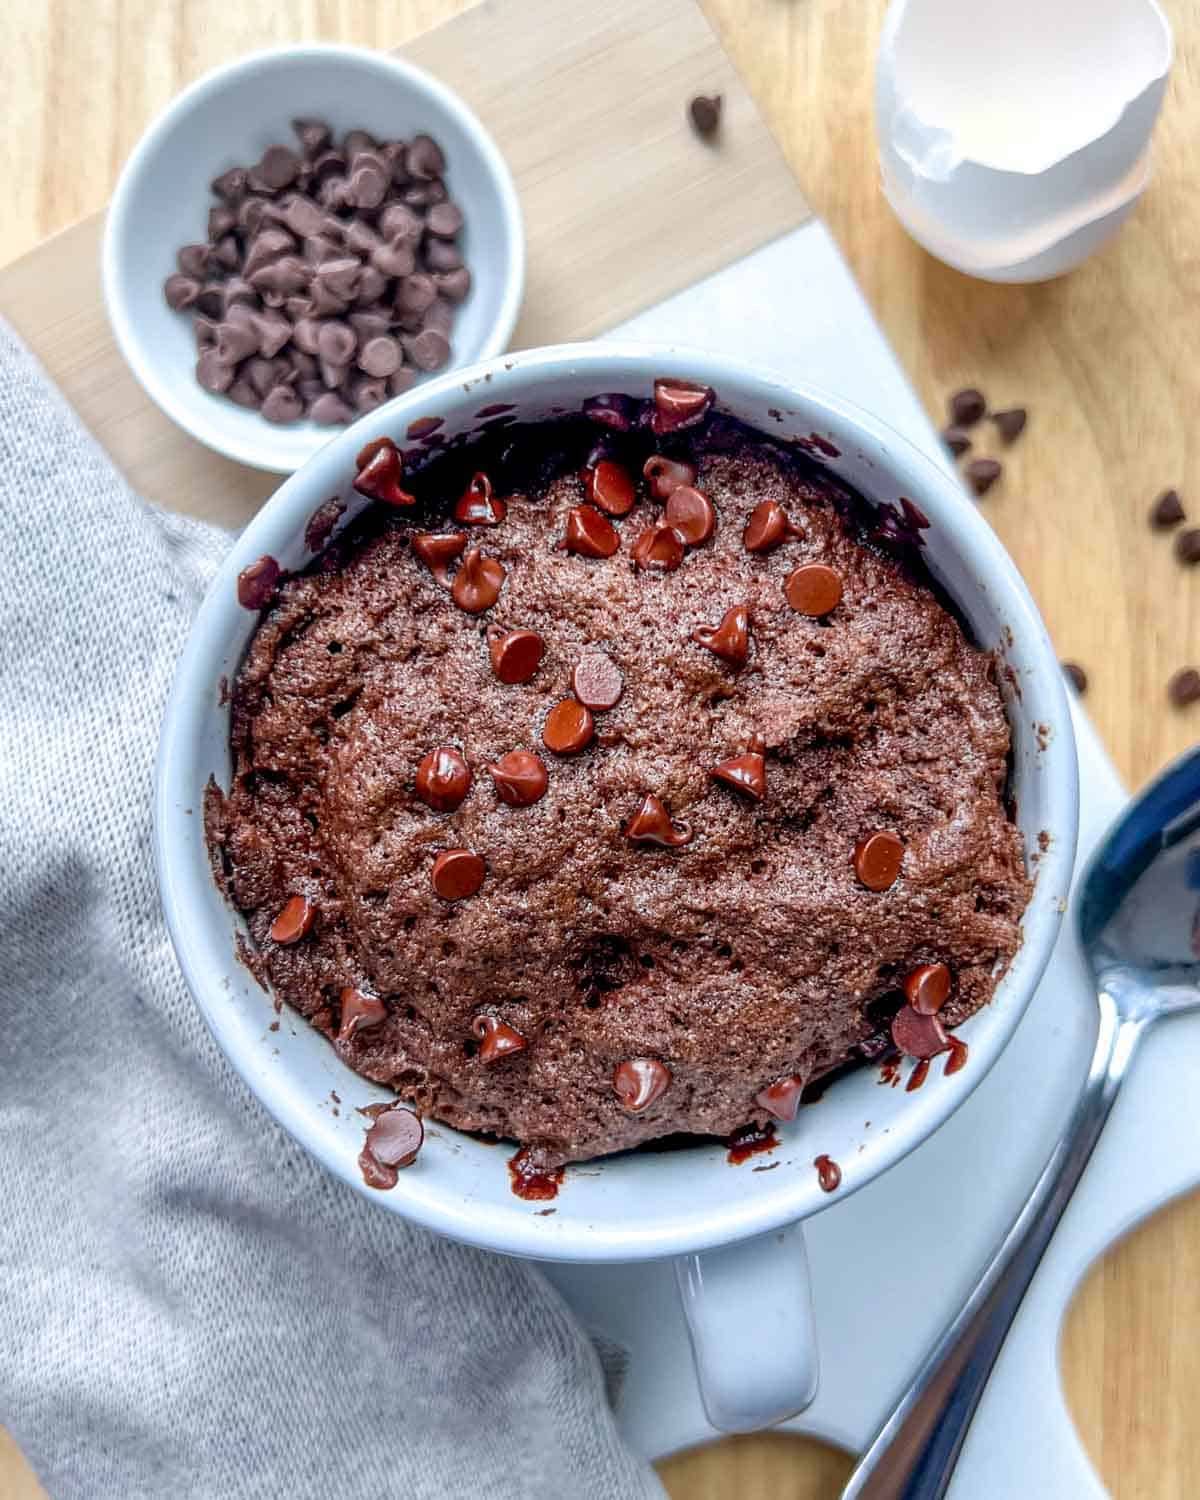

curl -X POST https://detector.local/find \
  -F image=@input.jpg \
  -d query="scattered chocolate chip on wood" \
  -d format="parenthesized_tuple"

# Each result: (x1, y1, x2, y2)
(942, 425, 972, 458)
(990, 407, 1027, 444)
(1175, 527, 1200, 565)
(1168, 667, 1200, 708)
(1151, 488, 1185, 529)
(965, 457, 1002, 497)
(688, 93, 723, 137)
(1061, 661, 1088, 694)
(948, 388, 986, 427)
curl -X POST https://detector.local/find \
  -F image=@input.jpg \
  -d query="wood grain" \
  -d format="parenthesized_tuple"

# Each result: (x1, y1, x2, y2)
(2, 2, 1198, 1497)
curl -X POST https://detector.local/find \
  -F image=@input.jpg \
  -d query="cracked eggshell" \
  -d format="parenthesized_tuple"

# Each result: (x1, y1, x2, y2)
(876, 0, 1172, 281)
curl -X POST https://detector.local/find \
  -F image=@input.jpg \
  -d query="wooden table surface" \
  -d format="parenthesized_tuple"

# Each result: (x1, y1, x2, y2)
(2, 2, 1197, 1496)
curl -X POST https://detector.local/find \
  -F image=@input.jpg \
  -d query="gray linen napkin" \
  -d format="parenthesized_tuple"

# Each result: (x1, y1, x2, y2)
(0, 320, 665, 1500)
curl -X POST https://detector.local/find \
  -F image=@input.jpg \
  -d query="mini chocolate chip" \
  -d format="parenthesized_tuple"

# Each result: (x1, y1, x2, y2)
(489, 751, 549, 807)
(990, 407, 1027, 444)
(743, 499, 802, 552)
(1175, 528, 1200, 565)
(755, 1075, 805, 1122)
(612, 1058, 672, 1112)
(853, 830, 904, 891)
(415, 746, 472, 813)
(652, 377, 714, 435)
(692, 604, 751, 667)
(237, 555, 281, 610)
(1168, 667, 1200, 707)
(1151, 489, 1186, 528)
(431, 848, 485, 902)
(584, 459, 636, 517)
(363, 1106, 423, 1169)
(966, 457, 1002, 497)
(624, 793, 692, 847)
(270, 894, 314, 944)
(412, 532, 467, 588)
(572, 653, 623, 710)
(949, 388, 986, 427)
(1062, 661, 1088, 694)
(710, 740, 766, 802)
(689, 93, 723, 137)
(337, 986, 387, 1043)
(785, 562, 842, 617)
(353, 438, 415, 507)
(543, 699, 595, 755)
(472, 1014, 528, 1061)
(904, 962, 952, 1015)
(631, 525, 686, 573)
(487, 626, 545, 685)
(664, 486, 715, 545)
(455, 472, 507, 526)
(891, 1006, 950, 1060)
(643, 454, 697, 501)
(451, 549, 505, 614)
(560, 505, 620, 558)
(942, 425, 972, 458)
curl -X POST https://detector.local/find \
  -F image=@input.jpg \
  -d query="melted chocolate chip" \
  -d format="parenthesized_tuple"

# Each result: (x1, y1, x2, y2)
(581, 393, 638, 432)
(560, 505, 619, 558)
(942, 426, 972, 459)
(664, 486, 716, 545)
(360, 1105, 423, 1187)
(270, 894, 314, 944)
(571, 653, 624, 711)
(353, 436, 415, 506)
(612, 1057, 672, 1112)
(412, 531, 467, 588)
(814, 1154, 842, 1192)
(785, 562, 843, 617)
(631, 525, 686, 572)
(487, 626, 545, 685)
(643, 454, 697, 501)
(949, 388, 986, 427)
(451, 548, 504, 613)
(237, 555, 281, 610)
(710, 740, 766, 801)
(891, 1006, 950, 1059)
(337, 986, 387, 1042)
(966, 458, 1002, 498)
(755, 1074, 805, 1121)
(990, 407, 1027, 445)
(542, 699, 595, 755)
(489, 750, 549, 807)
(853, 830, 904, 891)
(651, 378, 714, 435)
(743, 500, 801, 553)
(904, 962, 952, 1015)
(431, 848, 486, 902)
(454, 471, 507, 525)
(691, 604, 750, 667)
(624, 793, 692, 847)
(584, 459, 636, 517)
(472, 1014, 528, 1061)
(415, 745, 472, 812)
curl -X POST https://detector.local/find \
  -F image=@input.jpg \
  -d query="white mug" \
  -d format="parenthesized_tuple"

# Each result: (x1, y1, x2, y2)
(156, 344, 1078, 1433)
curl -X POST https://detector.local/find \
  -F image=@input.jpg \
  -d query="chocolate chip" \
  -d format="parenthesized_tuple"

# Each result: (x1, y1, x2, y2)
(211, 166, 248, 202)
(214, 320, 259, 365)
(755, 1074, 805, 1122)
(990, 407, 1027, 444)
(237, 555, 281, 610)
(343, 128, 377, 156)
(643, 454, 697, 501)
(454, 472, 507, 526)
(177, 243, 210, 279)
(356, 335, 401, 378)
(337, 986, 387, 1043)
(270, 894, 314, 944)
(349, 375, 389, 414)
(434, 266, 472, 303)
(1151, 488, 1185, 528)
(310, 392, 354, 425)
(612, 1058, 672, 1112)
(572, 653, 623, 711)
(1168, 667, 1200, 708)
(904, 962, 951, 1015)
(942, 425, 972, 459)
(743, 499, 801, 553)
(292, 117, 332, 157)
(353, 437, 415, 507)
(261, 385, 303, 424)
(1062, 661, 1088, 694)
(347, 161, 389, 209)
(624, 793, 692, 846)
(244, 355, 282, 399)
(164, 274, 200, 311)
(1175, 528, 1200, 565)
(853, 830, 904, 891)
(451, 549, 505, 614)
(584, 459, 637, 517)
(426, 201, 464, 239)
(257, 144, 302, 190)
(582, 393, 638, 433)
(412, 531, 467, 588)
(483, 626, 544, 685)
(949, 388, 986, 427)
(431, 848, 486, 902)
(242, 227, 295, 280)
(380, 202, 423, 241)
(688, 93, 723, 137)
(228, 379, 259, 409)
(891, 1006, 950, 1059)
(363, 1105, 423, 1170)
(710, 738, 766, 802)
(691, 604, 751, 667)
(472, 1014, 528, 1061)
(415, 746, 472, 813)
(405, 328, 451, 371)
(196, 349, 234, 393)
(785, 562, 842, 617)
(664, 486, 715, 545)
(631, 525, 686, 573)
(652, 377, 714, 435)
(560, 505, 619, 559)
(966, 458, 1002, 497)
(406, 133, 446, 180)
(543, 699, 595, 755)
(489, 751, 549, 808)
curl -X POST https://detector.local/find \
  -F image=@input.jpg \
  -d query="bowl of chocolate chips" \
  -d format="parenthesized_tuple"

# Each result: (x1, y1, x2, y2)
(157, 344, 1077, 1431)
(103, 44, 523, 473)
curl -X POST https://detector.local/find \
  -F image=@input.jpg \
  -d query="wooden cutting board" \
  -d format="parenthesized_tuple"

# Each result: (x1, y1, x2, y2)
(0, 0, 810, 528)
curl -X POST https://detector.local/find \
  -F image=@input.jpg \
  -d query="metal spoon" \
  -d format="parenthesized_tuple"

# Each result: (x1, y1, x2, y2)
(843, 743, 1200, 1499)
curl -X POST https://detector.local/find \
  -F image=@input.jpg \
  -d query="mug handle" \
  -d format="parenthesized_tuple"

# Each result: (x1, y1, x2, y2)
(674, 1220, 819, 1432)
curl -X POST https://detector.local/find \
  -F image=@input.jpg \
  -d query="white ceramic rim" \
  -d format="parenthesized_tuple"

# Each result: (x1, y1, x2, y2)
(101, 42, 525, 474)
(156, 341, 1080, 1261)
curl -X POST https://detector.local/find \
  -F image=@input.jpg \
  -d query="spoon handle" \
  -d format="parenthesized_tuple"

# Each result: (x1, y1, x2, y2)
(842, 990, 1147, 1500)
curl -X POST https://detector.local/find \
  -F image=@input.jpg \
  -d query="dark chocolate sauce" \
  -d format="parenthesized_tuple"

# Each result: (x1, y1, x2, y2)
(508, 1147, 564, 1201)
(726, 1121, 778, 1164)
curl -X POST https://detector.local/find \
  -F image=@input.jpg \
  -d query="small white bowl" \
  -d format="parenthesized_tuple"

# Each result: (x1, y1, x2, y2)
(102, 44, 524, 474)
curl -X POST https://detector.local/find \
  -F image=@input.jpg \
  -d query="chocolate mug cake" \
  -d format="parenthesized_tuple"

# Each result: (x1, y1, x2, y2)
(206, 379, 1030, 1176)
